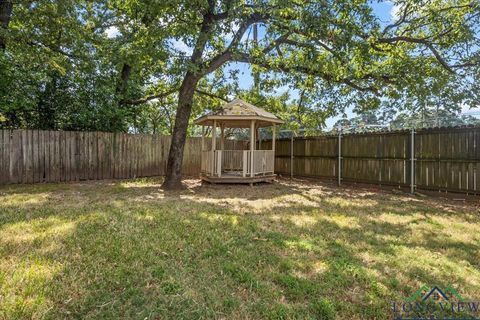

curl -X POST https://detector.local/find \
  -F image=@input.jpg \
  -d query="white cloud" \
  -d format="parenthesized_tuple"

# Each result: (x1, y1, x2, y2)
(105, 26, 120, 39)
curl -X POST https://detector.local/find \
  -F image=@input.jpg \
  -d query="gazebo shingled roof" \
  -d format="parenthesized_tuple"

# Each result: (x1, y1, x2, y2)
(194, 99, 284, 128)
(196, 98, 282, 184)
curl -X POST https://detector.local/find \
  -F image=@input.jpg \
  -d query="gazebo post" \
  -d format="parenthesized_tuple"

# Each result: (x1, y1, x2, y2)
(220, 125, 225, 150)
(250, 120, 255, 177)
(257, 126, 261, 150)
(201, 126, 205, 151)
(272, 124, 276, 152)
(212, 120, 216, 176)
(212, 121, 217, 150)
(219, 124, 224, 177)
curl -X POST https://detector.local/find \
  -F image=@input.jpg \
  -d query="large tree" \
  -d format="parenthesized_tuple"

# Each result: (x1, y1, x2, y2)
(1, 0, 479, 189)
(0, 0, 169, 131)
(138, 0, 478, 189)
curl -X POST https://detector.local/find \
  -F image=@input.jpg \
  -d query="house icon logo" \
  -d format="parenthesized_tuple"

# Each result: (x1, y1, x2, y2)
(406, 285, 464, 302)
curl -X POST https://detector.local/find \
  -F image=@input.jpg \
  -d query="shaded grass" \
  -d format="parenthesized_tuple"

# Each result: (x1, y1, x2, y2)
(0, 177, 479, 319)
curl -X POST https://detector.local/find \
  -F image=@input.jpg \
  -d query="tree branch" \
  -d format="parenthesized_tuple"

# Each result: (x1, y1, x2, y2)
(202, 12, 269, 75)
(376, 36, 456, 73)
(123, 88, 178, 105)
(233, 52, 379, 93)
(382, 3, 411, 35)
(28, 40, 79, 59)
(195, 89, 230, 102)
(424, 43, 455, 73)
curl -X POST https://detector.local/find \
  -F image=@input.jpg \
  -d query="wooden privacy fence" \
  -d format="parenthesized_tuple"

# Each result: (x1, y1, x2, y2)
(0, 130, 246, 185)
(1, 127, 479, 194)
(266, 126, 480, 194)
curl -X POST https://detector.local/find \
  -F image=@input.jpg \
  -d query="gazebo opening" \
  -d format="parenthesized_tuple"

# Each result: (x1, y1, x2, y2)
(194, 99, 284, 184)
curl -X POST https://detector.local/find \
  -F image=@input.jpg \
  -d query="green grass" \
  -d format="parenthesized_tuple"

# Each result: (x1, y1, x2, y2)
(0, 178, 479, 319)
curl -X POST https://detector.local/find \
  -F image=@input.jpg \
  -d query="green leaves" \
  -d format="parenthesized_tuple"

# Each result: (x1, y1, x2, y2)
(1, 0, 478, 133)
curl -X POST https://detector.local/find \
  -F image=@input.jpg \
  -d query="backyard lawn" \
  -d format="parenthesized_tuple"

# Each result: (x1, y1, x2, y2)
(1, 178, 479, 319)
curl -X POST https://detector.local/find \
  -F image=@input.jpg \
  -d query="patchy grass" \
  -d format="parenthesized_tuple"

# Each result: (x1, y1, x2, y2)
(0, 177, 479, 319)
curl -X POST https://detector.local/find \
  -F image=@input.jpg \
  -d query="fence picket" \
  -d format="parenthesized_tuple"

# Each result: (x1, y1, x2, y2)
(0, 128, 479, 193)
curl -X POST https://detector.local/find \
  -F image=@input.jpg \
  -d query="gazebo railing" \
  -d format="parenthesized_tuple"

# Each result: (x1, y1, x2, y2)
(243, 150, 275, 176)
(222, 150, 244, 171)
(201, 149, 274, 178)
(256, 150, 274, 174)
(201, 150, 215, 176)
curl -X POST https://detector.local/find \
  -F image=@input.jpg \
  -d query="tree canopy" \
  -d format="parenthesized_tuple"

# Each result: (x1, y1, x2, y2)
(0, 0, 479, 187)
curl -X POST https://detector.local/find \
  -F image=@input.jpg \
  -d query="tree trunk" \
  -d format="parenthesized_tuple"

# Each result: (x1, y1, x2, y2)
(0, 0, 13, 51)
(37, 74, 59, 130)
(162, 72, 199, 189)
(161, 5, 217, 189)
(116, 63, 132, 101)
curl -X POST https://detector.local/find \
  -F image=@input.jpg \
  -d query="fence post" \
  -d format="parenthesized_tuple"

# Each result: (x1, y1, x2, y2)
(338, 132, 342, 186)
(290, 134, 294, 179)
(410, 128, 415, 194)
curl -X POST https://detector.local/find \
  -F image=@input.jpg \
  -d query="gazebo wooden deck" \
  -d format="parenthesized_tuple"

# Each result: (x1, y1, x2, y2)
(195, 99, 284, 184)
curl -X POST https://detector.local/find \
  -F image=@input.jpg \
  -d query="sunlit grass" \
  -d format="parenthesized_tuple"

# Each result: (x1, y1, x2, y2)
(0, 177, 479, 319)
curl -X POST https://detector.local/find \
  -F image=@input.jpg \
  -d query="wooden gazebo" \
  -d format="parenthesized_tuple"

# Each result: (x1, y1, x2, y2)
(195, 99, 284, 184)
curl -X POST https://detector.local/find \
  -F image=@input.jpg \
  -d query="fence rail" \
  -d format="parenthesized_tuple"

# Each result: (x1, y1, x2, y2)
(0, 130, 245, 185)
(265, 126, 480, 194)
(1, 128, 479, 194)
